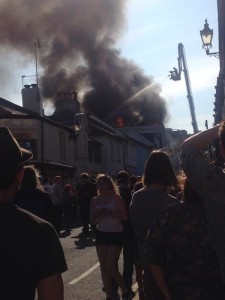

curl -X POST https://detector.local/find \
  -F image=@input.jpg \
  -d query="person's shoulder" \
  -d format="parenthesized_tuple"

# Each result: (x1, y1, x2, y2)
(165, 200, 183, 213)
(180, 145, 201, 164)
(43, 184, 53, 192)
(35, 189, 52, 200)
(132, 187, 145, 197)
(166, 192, 179, 203)
(153, 201, 184, 226)
(16, 205, 43, 219)
(15, 205, 54, 228)
(114, 193, 123, 201)
(169, 201, 204, 221)
(36, 188, 48, 195)
(162, 202, 204, 230)
(91, 195, 98, 201)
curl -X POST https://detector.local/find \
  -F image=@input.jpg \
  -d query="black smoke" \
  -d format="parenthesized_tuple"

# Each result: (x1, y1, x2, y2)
(0, 0, 168, 126)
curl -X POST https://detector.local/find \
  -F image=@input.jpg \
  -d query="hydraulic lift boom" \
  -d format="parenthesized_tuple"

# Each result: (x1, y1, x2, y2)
(169, 43, 199, 133)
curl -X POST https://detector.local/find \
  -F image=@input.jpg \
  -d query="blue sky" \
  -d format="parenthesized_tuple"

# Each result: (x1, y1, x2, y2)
(118, 0, 219, 133)
(1, 0, 219, 134)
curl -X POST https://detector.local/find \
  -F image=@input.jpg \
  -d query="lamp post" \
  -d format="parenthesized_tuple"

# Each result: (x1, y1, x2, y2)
(34, 37, 41, 86)
(21, 38, 41, 87)
(74, 120, 81, 133)
(200, 19, 225, 165)
(200, 19, 220, 58)
(69, 120, 81, 141)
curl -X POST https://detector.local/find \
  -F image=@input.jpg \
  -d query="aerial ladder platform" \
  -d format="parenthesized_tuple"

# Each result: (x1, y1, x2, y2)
(169, 43, 199, 134)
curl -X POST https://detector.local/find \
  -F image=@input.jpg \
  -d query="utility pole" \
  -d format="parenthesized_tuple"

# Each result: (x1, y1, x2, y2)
(34, 37, 41, 86)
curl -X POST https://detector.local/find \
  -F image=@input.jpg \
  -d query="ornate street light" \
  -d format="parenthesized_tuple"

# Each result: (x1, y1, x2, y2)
(69, 120, 81, 141)
(200, 19, 219, 58)
(74, 120, 81, 133)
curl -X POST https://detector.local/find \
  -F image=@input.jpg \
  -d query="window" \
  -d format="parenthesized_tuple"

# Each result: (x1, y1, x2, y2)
(110, 140, 115, 162)
(88, 140, 101, 163)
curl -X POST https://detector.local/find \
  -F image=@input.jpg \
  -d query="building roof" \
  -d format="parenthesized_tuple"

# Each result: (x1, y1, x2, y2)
(0, 97, 31, 116)
(116, 127, 154, 147)
(0, 97, 73, 132)
(88, 114, 124, 137)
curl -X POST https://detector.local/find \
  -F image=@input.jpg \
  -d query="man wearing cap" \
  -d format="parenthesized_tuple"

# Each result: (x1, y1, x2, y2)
(0, 127, 67, 299)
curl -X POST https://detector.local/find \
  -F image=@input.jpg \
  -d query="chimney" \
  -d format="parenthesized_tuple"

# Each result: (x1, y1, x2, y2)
(21, 84, 43, 116)
(54, 90, 80, 114)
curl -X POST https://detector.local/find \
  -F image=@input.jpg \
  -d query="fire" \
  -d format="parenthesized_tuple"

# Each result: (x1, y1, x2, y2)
(116, 117, 125, 127)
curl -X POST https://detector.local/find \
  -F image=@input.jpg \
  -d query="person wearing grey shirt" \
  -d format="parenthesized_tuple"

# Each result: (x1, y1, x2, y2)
(130, 150, 178, 300)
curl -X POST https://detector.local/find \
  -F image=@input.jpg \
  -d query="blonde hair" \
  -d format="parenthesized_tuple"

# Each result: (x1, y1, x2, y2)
(96, 174, 119, 195)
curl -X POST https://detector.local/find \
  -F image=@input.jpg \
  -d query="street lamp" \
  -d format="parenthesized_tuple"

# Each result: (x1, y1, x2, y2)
(200, 19, 219, 58)
(74, 120, 81, 133)
(69, 120, 81, 140)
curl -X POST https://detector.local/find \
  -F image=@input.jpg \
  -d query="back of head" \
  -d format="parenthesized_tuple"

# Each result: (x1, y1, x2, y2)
(0, 127, 33, 189)
(129, 175, 137, 187)
(54, 175, 62, 184)
(80, 173, 89, 182)
(116, 170, 129, 185)
(64, 184, 71, 192)
(133, 180, 143, 192)
(90, 174, 96, 183)
(143, 150, 177, 187)
(21, 165, 41, 190)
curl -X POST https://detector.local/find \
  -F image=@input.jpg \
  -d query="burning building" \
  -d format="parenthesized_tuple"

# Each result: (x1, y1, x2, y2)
(0, 0, 168, 127)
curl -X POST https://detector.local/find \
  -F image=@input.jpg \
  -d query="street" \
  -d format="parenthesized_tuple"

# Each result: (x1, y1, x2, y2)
(59, 226, 139, 300)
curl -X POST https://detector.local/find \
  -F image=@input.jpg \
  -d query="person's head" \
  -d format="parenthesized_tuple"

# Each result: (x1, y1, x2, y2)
(20, 165, 42, 190)
(218, 121, 225, 155)
(133, 180, 143, 192)
(129, 175, 137, 187)
(80, 173, 89, 183)
(96, 174, 119, 195)
(116, 170, 129, 187)
(143, 150, 177, 188)
(64, 184, 72, 192)
(0, 127, 33, 194)
(54, 176, 62, 184)
(90, 174, 97, 184)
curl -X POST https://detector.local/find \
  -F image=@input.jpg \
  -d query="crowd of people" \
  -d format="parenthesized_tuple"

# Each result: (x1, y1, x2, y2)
(2, 123, 225, 300)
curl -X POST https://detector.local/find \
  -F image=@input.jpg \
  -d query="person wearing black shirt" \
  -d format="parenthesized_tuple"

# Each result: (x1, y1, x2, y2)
(76, 173, 97, 235)
(0, 127, 67, 300)
(117, 171, 135, 298)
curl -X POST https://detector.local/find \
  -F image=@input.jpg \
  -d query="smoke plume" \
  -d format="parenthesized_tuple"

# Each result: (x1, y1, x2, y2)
(0, 0, 168, 126)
